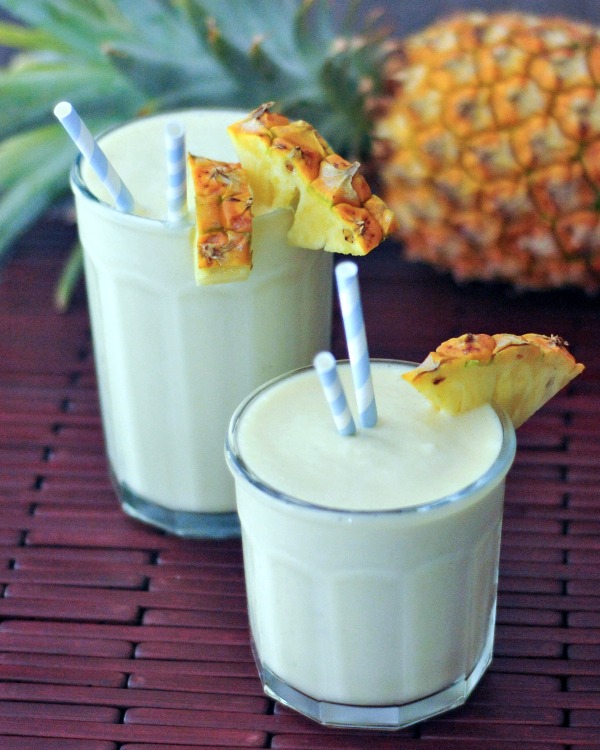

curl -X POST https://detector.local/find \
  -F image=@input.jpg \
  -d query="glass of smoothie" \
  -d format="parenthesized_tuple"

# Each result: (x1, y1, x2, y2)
(225, 359, 517, 729)
(70, 109, 333, 538)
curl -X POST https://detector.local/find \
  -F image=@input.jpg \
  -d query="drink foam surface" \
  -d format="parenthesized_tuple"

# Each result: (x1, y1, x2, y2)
(81, 109, 246, 219)
(236, 361, 503, 511)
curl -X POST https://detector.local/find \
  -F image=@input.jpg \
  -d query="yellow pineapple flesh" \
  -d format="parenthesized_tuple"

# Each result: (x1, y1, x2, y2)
(188, 155, 253, 285)
(228, 103, 397, 256)
(403, 332, 584, 427)
(376, 12, 600, 292)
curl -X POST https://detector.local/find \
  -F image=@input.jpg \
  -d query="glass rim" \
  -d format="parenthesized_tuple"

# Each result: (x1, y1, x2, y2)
(69, 106, 251, 222)
(225, 358, 517, 517)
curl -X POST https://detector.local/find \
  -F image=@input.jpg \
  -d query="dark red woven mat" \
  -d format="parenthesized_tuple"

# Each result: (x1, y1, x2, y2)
(1, 220, 599, 749)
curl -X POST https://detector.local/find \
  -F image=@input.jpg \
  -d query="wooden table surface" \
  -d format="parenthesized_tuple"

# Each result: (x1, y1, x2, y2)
(1, 217, 599, 749)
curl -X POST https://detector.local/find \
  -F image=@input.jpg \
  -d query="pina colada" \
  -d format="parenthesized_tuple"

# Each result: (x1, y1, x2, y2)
(72, 109, 333, 537)
(227, 360, 516, 727)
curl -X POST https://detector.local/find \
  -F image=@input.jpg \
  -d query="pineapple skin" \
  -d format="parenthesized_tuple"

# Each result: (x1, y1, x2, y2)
(376, 12, 600, 293)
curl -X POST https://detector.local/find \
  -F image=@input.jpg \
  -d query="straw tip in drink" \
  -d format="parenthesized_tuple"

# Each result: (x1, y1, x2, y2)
(53, 101, 73, 120)
(313, 351, 336, 374)
(165, 121, 185, 139)
(361, 401, 378, 429)
(313, 351, 357, 437)
(335, 260, 358, 282)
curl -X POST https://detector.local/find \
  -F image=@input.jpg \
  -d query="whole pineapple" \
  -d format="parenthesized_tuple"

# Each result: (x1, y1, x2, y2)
(376, 11, 600, 293)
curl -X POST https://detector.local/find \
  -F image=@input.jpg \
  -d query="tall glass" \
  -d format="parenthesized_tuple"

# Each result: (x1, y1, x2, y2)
(70, 109, 332, 538)
(226, 361, 517, 728)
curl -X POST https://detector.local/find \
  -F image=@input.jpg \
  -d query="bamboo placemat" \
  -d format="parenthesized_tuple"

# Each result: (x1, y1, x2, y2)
(0, 219, 598, 749)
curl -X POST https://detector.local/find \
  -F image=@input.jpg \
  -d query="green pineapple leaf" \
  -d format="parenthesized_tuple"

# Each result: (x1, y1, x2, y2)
(0, 59, 140, 139)
(0, 124, 76, 264)
(0, 0, 132, 62)
(104, 40, 235, 108)
(54, 241, 84, 312)
(187, 0, 307, 66)
(0, 20, 69, 52)
(294, 0, 339, 73)
(80, 1, 241, 112)
(103, 5, 237, 110)
(204, 20, 281, 89)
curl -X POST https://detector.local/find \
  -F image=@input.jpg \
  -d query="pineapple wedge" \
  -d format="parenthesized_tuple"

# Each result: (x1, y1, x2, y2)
(188, 155, 253, 285)
(228, 103, 398, 256)
(403, 333, 584, 428)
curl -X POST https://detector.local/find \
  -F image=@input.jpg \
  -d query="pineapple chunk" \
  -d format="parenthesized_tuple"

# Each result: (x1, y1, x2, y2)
(228, 103, 397, 256)
(403, 332, 584, 427)
(188, 155, 253, 285)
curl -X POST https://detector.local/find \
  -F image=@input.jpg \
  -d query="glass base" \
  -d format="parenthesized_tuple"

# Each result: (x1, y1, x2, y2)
(112, 469, 240, 539)
(253, 624, 494, 730)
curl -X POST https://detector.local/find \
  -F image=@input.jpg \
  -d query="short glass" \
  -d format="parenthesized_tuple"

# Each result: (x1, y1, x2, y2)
(70, 109, 332, 538)
(225, 361, 517, 729)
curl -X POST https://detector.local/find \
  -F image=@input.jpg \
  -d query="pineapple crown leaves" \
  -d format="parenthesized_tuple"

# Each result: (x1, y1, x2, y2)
(0, 0, 391, 288)
(0, 0, 146, 268)
(103, 0, 389, 147)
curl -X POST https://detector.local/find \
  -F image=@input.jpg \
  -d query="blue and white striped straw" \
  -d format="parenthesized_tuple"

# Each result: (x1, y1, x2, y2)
(335, 261, 377, 428)
(313, 351, 356, 436)
(53, 101, 134, 213)
(165, 121, 187, 223)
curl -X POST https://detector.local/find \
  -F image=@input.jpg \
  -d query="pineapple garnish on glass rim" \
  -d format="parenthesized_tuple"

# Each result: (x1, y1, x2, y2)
(403, 333, 585, 428)
(227, 103, 398, 257)
(187, 155, 253, 285)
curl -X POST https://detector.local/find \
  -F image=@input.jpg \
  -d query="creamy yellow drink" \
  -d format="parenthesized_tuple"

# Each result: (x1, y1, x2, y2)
(71, 109, 332, 537)
(226, 360, 516, 727)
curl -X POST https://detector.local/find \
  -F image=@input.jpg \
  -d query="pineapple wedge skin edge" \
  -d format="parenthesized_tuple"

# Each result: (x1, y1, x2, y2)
(403, 333, 585, 428)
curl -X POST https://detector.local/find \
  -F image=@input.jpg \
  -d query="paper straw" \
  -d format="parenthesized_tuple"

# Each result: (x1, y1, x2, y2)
(165, 121, 187, 223)
(335, 261, 377, 428)
(313, 352, 356, 436)
(53, 101, 134, 213)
